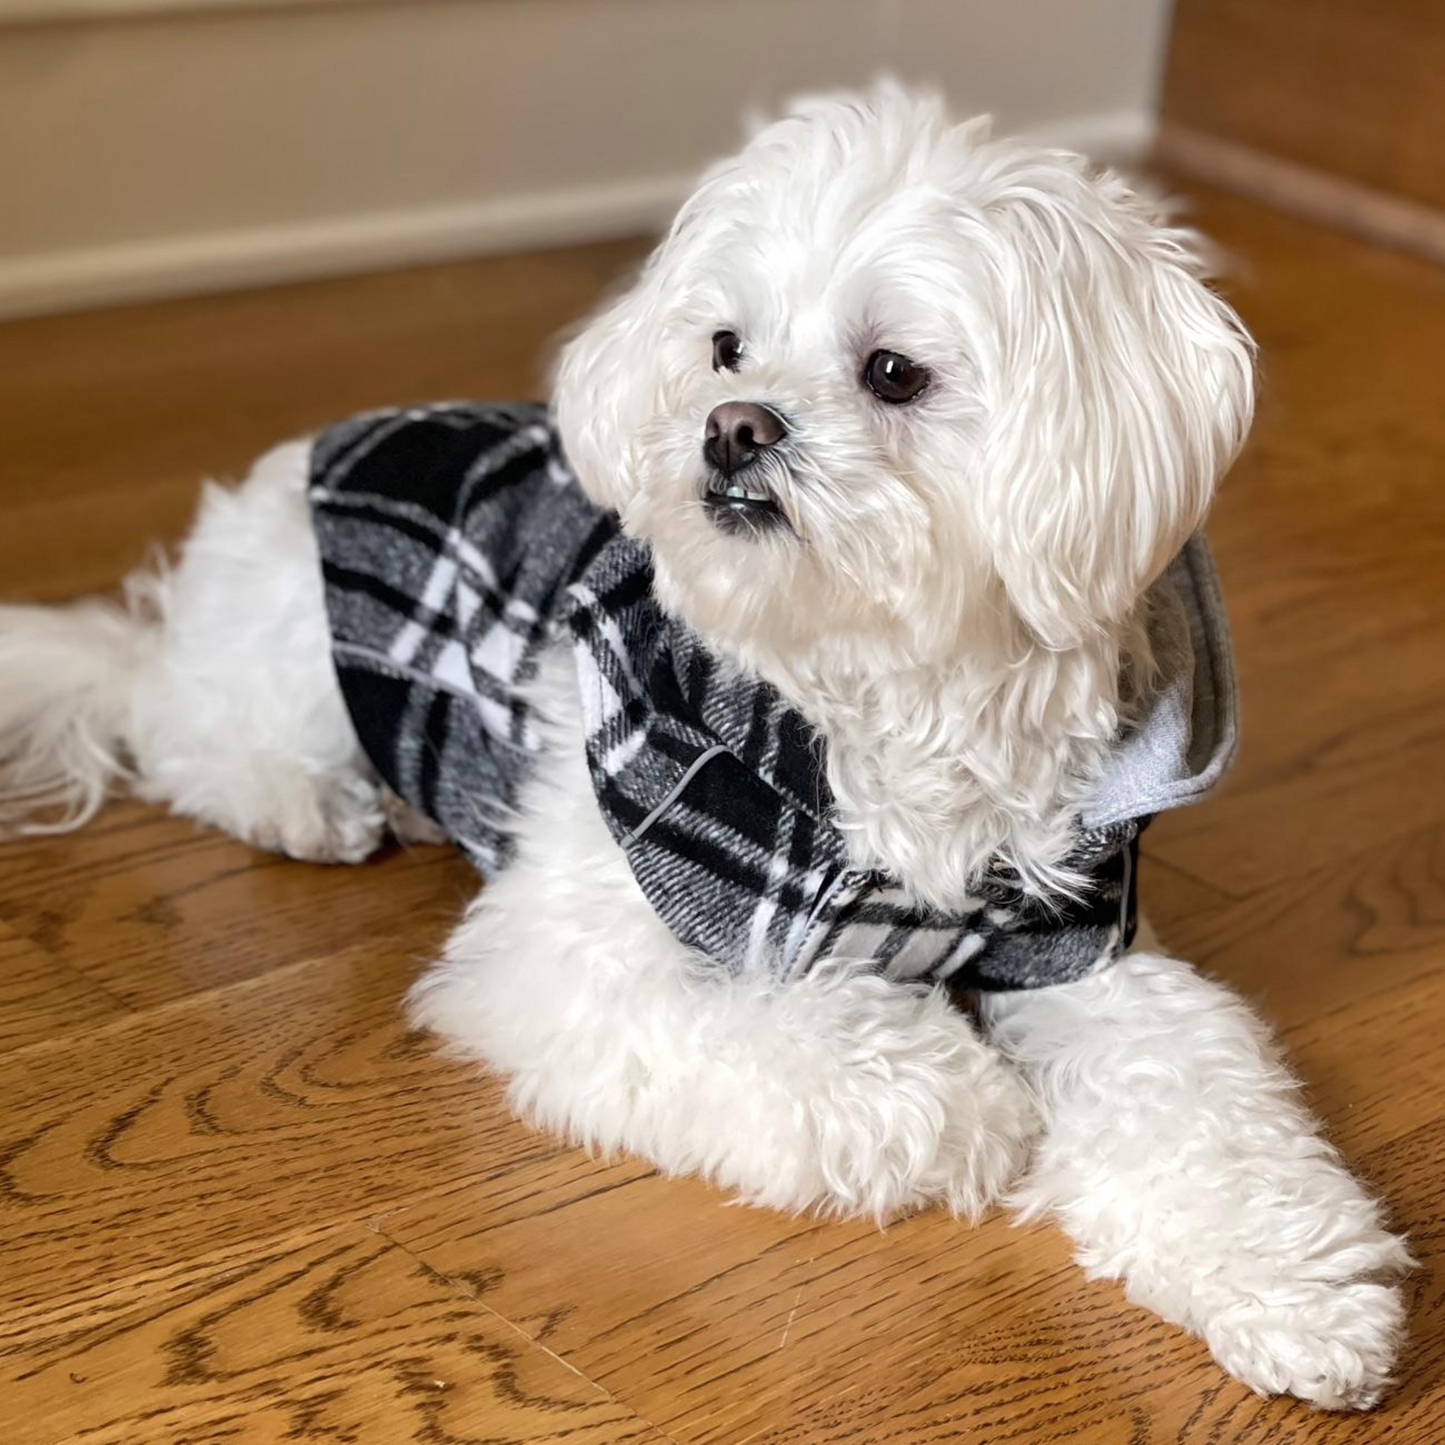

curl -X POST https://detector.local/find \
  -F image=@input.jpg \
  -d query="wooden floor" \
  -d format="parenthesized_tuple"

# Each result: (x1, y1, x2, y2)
(1, 188, 1443, 1443)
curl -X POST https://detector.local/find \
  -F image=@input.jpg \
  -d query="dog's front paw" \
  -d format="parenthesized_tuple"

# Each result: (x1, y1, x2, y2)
(250, 766, 385, 864)
(915, 1047, 1038, 1220)
(1204, 1274, 1408, 1410)
(804, 980, 1038, 1222)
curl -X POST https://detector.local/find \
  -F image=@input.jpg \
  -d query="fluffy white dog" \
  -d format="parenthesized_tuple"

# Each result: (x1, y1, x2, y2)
(0, 89, 1409, 1408)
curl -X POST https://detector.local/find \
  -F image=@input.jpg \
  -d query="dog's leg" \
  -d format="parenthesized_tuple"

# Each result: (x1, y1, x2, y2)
(409, 650, 1036, 1220)
(0, 440, 383, 861)
(982, 946, 1411, 1410)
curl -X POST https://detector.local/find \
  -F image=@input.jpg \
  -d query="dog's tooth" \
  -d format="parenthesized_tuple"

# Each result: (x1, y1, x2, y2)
(726, 484, 746, 498)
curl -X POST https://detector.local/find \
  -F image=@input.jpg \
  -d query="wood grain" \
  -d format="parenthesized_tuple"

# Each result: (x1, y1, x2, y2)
(0, 920, 129, 1055)
(0, 799, 477, 1008)
(0, 197, 1443, 1439)
(0, 944, 548, 1320)
(378, 1162, 1227, 1444)
(2, 1220, 669, 1445)
(0, 239, 648, 605)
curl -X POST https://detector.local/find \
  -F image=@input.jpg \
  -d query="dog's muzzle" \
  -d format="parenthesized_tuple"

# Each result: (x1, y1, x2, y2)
(701, 401, 790, 535)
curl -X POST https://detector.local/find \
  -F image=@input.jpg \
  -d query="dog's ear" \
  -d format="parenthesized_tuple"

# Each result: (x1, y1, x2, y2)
(972, 162, 1255, 647)
(552, 258, 662, 515)
(552, 184, 720, 515)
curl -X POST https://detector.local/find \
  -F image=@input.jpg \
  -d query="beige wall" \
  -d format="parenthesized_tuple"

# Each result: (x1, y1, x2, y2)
(0, 0, 1172, 317)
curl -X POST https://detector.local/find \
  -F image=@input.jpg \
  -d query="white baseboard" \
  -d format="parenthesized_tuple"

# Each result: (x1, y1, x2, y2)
(0, 172, 693, 322)
(0, 108, 1155, 322)
(1158, 124, 1445, 267)
(0, 0, 361, 22)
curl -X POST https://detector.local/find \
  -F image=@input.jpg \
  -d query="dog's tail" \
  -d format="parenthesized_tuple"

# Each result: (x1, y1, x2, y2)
(0, 572, 163, 836)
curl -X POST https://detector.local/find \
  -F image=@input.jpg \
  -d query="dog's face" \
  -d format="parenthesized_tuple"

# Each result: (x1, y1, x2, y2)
(555, 89, 1254, 665)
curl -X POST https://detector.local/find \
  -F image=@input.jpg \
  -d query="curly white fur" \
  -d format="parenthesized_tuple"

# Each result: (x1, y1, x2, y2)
(985, 944, 1411, 1409)
(411, 647, 1036, 1222)
(0, 86, 1408, 1408)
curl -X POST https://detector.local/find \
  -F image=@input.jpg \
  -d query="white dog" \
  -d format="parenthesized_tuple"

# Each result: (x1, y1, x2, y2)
(0, 88, 1409, 1408)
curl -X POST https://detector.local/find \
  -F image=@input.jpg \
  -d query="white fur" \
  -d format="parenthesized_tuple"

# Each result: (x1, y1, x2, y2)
(0, 87, 1408, 1408)
(411, 647, 1035, 1222)
(985, 946, 1412, 1409)
(554, 86, 1254, 903)
(0, 441, 383, 861)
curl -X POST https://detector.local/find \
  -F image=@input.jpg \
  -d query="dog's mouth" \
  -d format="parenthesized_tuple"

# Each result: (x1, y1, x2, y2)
(702, 474, 791, 536)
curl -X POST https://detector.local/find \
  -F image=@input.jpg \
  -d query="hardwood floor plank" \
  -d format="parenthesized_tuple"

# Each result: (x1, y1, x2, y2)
(0, 241, 649, 605)
(1141, 854, 1236, 935)
(379, 1165, 1283, 1444)
(1153, 728, 1445, 902)
(1141, 186, 1445, 901)
(1162, 822, 1445, 1026)
(0, 1219, 671, 1445)
(0, 921, 130, 1055)
(0, 943, 555, 1320)
(0, 800, 476, 1008)
(381, 1170, 1112, 1444)
(1280, 971, 1445, 1166)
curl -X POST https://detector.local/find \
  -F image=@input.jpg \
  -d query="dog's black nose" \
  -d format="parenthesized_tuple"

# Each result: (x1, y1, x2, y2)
(703, 401, 786, 477)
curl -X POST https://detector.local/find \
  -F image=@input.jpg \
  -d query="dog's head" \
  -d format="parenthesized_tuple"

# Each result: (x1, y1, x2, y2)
(554, 87, 1253, 665)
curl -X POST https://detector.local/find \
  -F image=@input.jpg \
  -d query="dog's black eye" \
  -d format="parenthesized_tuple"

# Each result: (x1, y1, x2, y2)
(712, 330, 743, 372)
(864, 350, 930, 404)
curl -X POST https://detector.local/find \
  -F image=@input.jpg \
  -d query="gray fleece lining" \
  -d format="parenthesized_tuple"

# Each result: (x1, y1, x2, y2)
(1081, 534, 1238, 830)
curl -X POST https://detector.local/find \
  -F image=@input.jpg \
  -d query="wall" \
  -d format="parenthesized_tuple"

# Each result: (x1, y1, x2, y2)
(0, 0, 1173, 318)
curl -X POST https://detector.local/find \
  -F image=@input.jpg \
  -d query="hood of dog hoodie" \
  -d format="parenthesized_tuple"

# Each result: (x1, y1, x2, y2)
(309, 401, 1237, 990)
(1081, 537, 1239, 832)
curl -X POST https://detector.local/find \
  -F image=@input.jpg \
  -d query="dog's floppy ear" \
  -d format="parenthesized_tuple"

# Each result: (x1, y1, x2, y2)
(552, 255, 665, 515)
(552, 181, 721, 515)
(972, 163, 1255, 647)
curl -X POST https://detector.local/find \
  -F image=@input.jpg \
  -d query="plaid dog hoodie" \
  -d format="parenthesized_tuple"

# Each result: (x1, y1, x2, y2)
(310, 402, 1238, 991)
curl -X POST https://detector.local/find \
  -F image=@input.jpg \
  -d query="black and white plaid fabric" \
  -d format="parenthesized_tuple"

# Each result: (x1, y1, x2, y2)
(310, 402, 612, 874)
(569, 541, 1141, 988)
(311, 402, 1145, 991)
